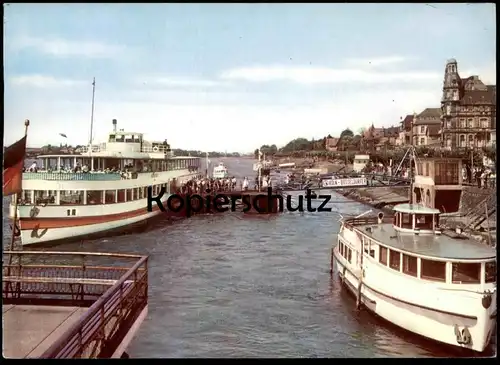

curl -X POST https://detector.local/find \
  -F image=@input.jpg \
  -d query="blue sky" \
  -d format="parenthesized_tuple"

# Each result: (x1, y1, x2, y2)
(4, 3, 496, 152)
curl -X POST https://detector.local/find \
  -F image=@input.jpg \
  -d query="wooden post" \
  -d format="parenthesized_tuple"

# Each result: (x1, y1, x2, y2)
(485, 201, 492, 247)
(7, 119, 30, 275)
(330, 247, 334, 274)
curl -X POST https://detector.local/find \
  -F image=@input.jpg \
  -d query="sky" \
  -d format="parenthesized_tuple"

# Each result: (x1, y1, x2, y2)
(3, 3, 496, 153)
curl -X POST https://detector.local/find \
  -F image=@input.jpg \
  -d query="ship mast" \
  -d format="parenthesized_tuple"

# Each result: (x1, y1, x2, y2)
(89, 77, 96, 170)
(409, 112, 416, 205)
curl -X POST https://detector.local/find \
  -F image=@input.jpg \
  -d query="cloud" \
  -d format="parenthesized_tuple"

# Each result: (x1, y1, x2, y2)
(219, 65, 441, 84)
(4, 84, 441, 152)
(9, 75, 86, 88)
(344, 56, 410, 67)
(138, 76, 228, 89)
(462, 64, 496, 85)
(12, 36, 125, 58)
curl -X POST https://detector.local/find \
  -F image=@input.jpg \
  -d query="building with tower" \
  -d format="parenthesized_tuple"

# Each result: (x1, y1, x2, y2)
(440, 58, 496, 150)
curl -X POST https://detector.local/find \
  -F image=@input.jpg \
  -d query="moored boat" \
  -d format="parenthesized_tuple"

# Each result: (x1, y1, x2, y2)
(334, 206, 496, 352)
(212, 162, 229, 179)
(333, 142, 496, 352)
(10, 119, 202, 246)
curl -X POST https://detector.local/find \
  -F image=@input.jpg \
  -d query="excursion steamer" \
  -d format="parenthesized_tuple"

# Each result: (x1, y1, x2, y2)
(10, 120, 202, 246)
(333, 146, 496, 353)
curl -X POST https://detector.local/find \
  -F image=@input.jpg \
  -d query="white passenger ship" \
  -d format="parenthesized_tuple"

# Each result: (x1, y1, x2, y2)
(11, 119, 202, 246)
(213, 162, 229, 179)
(333, 154, 496, 352)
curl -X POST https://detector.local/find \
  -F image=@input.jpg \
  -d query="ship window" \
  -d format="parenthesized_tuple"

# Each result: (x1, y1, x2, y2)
(347, 248, 352, 263)
(126, 189, 133, 201)
(420, 259, 446, 282)
(389, 250, 401, 271)
(485, 262, 496, 283)
(452, 262, 481, 284)
(34, 190, 57, 205)
(379, 246, 388, 265)
(105, 190, 116, 204)
(402, 254, 418, 277)
(72, 209, 76, 216)
(415, 214, 433, 230)
(338, 241, 343, 257)
(115, 135, 124, 142)
(109, 134, 116, 142)
(135, 188, 141, 200)
(18, 190, 32, 205)
(117, 189, 126, 203)
(401, 213, 412, 229)
(60, 190, 84, 205)
(87, 190, 103, 205)
(369, 245, 376, 258)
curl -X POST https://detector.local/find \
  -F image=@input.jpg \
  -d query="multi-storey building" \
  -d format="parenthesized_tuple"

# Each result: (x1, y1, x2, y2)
(397, 115, 413, 146)
(440, 58, 496, 149)
(361, 124, 399, 151)
(412, 108, 441, 147)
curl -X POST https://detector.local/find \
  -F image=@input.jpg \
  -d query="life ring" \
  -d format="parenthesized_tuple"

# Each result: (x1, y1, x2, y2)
(153, 146, 159, 152)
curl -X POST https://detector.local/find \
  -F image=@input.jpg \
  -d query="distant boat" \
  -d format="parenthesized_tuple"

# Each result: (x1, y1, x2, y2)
(213, 162, 229, 179)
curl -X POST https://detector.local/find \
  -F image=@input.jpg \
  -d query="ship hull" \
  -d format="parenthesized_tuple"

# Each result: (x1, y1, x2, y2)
(333, 245, 496, 353)
(10, 169, 199, 246)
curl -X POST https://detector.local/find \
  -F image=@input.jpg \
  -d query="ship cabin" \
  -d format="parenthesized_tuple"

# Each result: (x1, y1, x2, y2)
(340, 203, 496, 286)
(392, 203, 441, 235)
(17, 120, 202, 207)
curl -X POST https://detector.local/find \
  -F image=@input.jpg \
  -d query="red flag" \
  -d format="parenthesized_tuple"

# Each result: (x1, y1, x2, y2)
(3, 135, 27, 196)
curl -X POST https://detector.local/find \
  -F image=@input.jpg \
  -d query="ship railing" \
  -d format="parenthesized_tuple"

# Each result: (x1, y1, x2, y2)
(343, 216, 393, 227)
(2, 251, 148, 359)
(22, 172, 123, 181)
(79, 145, 174, 157)
(79, 146, 103, 153)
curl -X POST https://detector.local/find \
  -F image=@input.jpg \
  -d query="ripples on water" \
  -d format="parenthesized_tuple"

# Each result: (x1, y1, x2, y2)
(3, 158, 495, 357)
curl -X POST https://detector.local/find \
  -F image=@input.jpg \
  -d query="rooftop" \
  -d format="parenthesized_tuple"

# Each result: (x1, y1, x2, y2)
(359, 223, 496, 260)
(393, 203, 440, 215)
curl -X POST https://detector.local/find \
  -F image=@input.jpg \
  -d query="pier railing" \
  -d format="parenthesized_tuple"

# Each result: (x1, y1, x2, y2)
(2, 251, 148, 358)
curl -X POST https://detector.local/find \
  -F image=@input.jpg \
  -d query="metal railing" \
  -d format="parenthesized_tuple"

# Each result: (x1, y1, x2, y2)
(79, 145, 173, 156)
(343, 216, 393, 227)
(3, 251, 148, 358)
(23, 172, 123, 181)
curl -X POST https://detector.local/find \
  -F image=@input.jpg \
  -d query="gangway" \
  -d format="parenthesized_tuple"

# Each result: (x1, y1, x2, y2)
(276, 172, 411, 192)
(3, 251, 148, 359)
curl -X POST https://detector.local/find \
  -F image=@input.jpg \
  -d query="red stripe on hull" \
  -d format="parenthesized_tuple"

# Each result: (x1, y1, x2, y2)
(19, 204, 170, 230)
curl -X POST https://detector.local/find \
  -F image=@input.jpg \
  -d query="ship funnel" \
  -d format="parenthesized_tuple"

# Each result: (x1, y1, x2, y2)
(112, 119, 117, 132)
(377, 212, 384, 224)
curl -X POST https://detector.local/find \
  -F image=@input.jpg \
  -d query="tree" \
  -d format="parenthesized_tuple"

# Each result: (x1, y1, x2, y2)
(280, 138, 312, 153)
(340, 129, 354, 139)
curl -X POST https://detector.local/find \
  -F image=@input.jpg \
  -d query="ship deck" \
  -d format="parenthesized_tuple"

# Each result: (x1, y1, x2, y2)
(3, 305, 87, 358)
(357, 223, 496, 260)
(2, 251, 149, 358)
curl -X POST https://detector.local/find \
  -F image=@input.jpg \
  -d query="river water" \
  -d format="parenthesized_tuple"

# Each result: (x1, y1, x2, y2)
(3, 158, 495, 357)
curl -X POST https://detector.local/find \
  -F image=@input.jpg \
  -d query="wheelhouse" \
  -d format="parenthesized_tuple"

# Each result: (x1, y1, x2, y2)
(392, 203, 440, 234)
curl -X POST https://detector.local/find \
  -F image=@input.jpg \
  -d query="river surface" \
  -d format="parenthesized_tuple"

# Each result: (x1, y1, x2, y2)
(3, 157, 495, 357)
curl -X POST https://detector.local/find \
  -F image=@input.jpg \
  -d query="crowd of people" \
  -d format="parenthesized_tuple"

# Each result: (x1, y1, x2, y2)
(177, 174, 276, 195)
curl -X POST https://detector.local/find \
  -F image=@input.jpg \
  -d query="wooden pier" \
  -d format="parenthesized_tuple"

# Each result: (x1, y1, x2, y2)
(2, 251, 148, 358)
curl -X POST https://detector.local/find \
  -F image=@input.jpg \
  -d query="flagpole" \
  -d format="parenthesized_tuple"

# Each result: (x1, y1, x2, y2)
(7, 119, 30, 275)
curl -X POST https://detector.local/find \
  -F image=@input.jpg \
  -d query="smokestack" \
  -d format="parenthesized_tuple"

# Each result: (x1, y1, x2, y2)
(112, 119, 117, 132)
